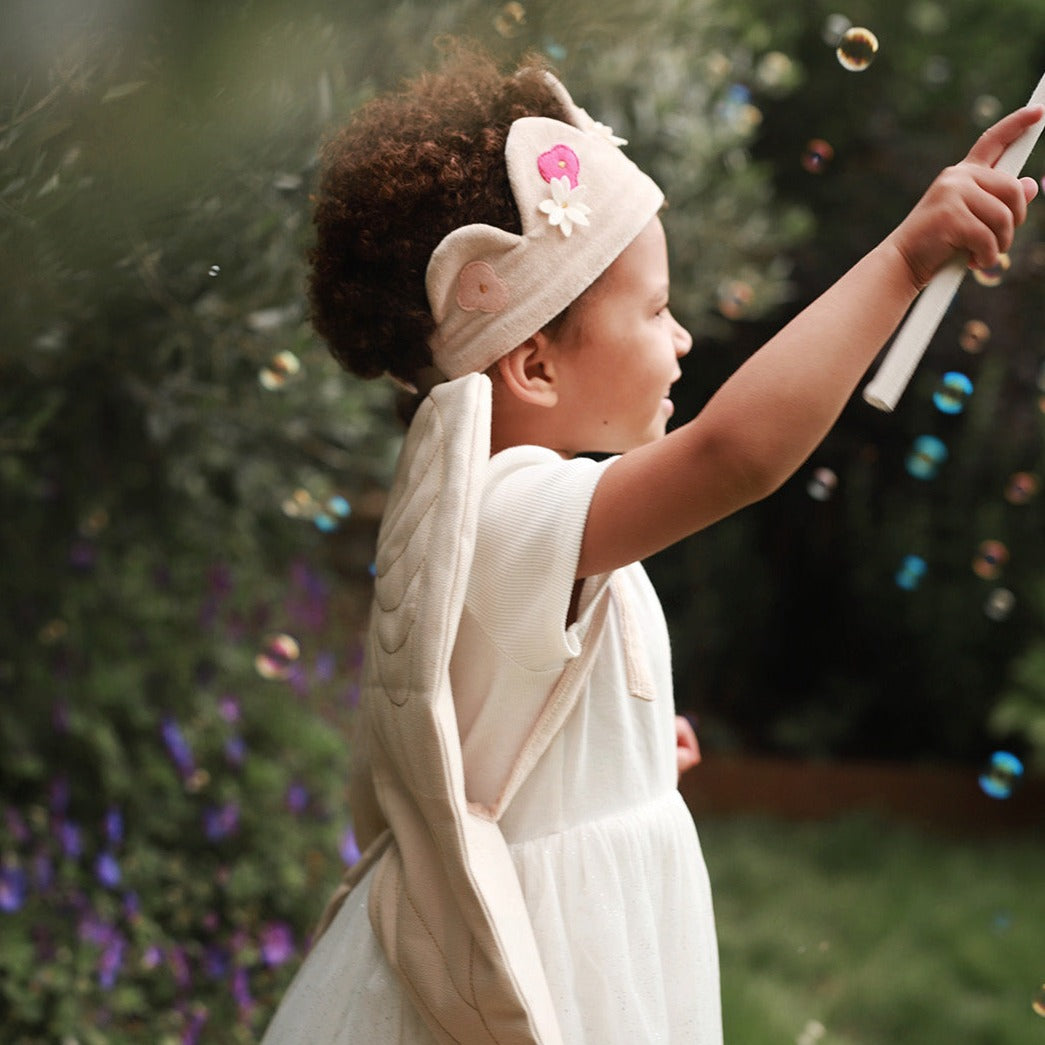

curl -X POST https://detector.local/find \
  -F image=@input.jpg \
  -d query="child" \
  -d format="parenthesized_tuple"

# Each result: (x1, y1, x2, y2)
(261, 47, 1040, 1045)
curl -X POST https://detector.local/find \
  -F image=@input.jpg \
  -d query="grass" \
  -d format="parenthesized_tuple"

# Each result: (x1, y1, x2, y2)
(697, 813, 1045, 1045)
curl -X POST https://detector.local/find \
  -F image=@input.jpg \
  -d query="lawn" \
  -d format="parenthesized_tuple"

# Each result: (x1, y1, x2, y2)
(698, 814, 1045, 1045)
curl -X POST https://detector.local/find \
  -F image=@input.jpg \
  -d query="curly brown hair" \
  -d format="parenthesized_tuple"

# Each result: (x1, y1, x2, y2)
(307, 47, 571, 387)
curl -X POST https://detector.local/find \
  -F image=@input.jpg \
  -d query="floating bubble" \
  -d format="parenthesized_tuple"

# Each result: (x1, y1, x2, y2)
(895, 554, 928, 591)
(493, 1, 525, 37)
(254, 634, 300, 680)
(905, 435, 948, 480)
(755, 52, 796, 91)
(836, 27, 879, 72)
(972, 539, 1009, 580)
(932, 371, 973, 415)
(1004, 472, 1039, 505)
(971, 94, 1002, 127)
(544, 40, 567, 62)
(207, 264, 221, 277)
(984, 587, 1016, 622)
(314, 495, 351, 533)
(1033, 984, 1045, 1018)
(281, 488, 316, 519)
(806, 467, 838, 501)
(259, 350, 301, 391)
(972, 252, 1010, 287)
(958, 319, 990, 354)
(821, 13, 852, 46)
(801, 139, 834, 174)
(977, 750, 1023, 799)
(717, 279, 754, 319)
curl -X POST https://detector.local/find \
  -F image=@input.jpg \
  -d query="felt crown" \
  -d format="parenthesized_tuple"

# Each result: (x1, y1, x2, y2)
(426, 79, 665, 379)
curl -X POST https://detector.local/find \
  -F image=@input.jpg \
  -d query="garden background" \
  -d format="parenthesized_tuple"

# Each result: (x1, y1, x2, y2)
(1, 0, 1043, 1041)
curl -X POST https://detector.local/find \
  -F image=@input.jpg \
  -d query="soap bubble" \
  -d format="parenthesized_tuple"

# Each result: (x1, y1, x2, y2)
(1004, 472, 1039, 505)
(895, 554, 928, 591)
(972, 252, 1010, 287)
(259, 350, 301, 391)
(971, 94, 1002, 127)
(984, 588, 1016, 622)
(932, 371, 973, 415)
(958, 319, 990, 354)
(717, 279, 754, 319)
(806, 467, 838, 501)
(1033, 984, 1045, 1018)
(494, 2, 526, 37)
(801, 139, 834, 174)
(977, 750, 1023, 799)
(207, 264, 221, 277)
(314, 495, 351, 533)
(821, 14, 852, 45)
(972, 539, 1008, 580)
(905, 435, 948, 480)
(255, 634, 300, 680)
(836, 27, 879, 71)
(755, 52, 797, 91)
(281, 489, 316, 519)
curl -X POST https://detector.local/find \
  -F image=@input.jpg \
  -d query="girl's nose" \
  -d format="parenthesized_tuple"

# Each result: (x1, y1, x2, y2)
(673, 318, 693, 358)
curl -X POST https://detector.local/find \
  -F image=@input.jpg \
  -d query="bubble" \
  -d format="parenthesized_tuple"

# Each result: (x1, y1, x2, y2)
(494, 2, 526, 37)
(207, 264, 221, 277)
(313, 495, 351, 533)
(1004, 472, 1039, 505)
(717, 279, 754, 319)
(958, 319, 990, 354)
(977, 751, 1023, 799)
(259, 350, 301, 391)
(972, 539, 1009, 580)
(836, 27, 879, 72)
(895, 554, 928, 590)
(755, 52, 796, 91)
(984, 587, 1016, 622)
(797, 1020, 827, 1045)
(801, 139, 834, 174)
(972, 252, 1010, 287)
(254, 633, 300, 680)
(281, 488, 316, 519)
(932, 371, 974, 415)
(905, 435, 948, 480)
(821, 13, 852, 46)
(1034, 984, 1045, 1018)
(806, 467, 838, 501)
(971, 94, 1003, 127)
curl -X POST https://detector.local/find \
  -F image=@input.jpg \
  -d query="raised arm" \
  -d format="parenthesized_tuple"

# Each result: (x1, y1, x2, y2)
(578, 105, 1042, 579)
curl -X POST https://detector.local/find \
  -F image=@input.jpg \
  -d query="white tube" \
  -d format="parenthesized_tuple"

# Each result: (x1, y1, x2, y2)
(863, 72, 1045, 412)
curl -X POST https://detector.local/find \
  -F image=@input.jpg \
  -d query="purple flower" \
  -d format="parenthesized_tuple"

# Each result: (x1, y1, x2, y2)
(285, 782, 308, 815)
(202, 802, 239, 842)
(314, 650, 336, 683)
(202, 945, 229, 980)
(103, 807, 123, 846)
(32, 850, 53, 890)
(181, 1003, 208, 1045)
(98, 933, 125, 989)
(259, 922, 294, 966)
(218, 694, 241, 723)
(161, 716, 195, 777)
(95, 851, 121, 889)
(232, 966, 252, 1013)
(340, 827, 361, 867)
(142, 943, 164, 970)
(123, 891, 140, 921)
(57, 820, 81, 859)
(0, 865, 27, 912)
(169, 945, 191, 990)
(224, 735, 246, 768)
(78, 910, 115, 946)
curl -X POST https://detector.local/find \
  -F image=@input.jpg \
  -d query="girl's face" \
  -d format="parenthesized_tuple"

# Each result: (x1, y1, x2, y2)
(547, 217, 692, 455)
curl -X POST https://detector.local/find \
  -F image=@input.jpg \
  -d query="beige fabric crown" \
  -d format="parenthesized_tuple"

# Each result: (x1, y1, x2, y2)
(426, 81, 664, 379)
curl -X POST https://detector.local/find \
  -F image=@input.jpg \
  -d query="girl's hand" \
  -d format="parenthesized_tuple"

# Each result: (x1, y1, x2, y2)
(887, 105, 1042, 290)
(675, 714, 701, 780)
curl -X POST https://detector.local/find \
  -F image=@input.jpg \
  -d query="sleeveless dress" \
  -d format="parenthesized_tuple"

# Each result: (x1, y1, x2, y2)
(260, 445, 721, 1044)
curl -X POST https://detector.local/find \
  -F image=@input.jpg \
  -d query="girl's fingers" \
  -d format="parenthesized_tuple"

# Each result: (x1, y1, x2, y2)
(966, 104, 1045, 167)
(1021, 175, 1040, 204)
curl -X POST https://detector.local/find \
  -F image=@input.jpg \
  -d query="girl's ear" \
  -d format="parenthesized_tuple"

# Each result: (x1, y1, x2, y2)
(494, 333, 560, 408)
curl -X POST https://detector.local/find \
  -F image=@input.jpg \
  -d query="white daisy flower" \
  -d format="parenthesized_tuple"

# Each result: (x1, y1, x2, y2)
(537, 176, 592, 237)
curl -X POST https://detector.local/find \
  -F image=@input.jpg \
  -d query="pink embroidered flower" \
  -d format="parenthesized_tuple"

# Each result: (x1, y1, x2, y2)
(455, 261, 509, 313)
(537, 144, 580, 188)
(538, 177, 591, 238)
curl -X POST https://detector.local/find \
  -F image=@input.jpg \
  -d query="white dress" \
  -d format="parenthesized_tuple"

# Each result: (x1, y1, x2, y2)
(261, 446, 721, 1044)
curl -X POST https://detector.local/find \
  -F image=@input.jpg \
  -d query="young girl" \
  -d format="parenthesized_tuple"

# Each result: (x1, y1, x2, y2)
(261, 48, 1040, 1045)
